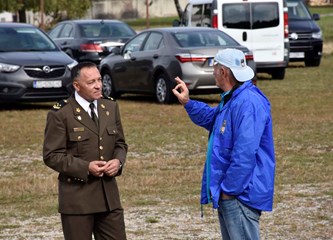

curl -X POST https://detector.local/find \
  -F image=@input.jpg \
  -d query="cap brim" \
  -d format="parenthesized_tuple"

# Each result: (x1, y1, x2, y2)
(230, 66, 254, 82)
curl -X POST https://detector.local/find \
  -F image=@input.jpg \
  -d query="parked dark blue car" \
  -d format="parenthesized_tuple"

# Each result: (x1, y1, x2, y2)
(287, 0, 323, 66)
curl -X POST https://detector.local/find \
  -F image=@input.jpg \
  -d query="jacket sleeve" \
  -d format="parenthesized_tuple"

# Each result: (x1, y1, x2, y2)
(112, 102, 128, 174)
(221, 100, 268, 195)
(43, 109, 90, 181)
(184, 99, 218, 131)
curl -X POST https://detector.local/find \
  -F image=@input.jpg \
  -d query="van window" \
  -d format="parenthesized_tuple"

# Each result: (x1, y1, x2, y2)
(223, 3, 279, 30)
(190, 4, 212, 27)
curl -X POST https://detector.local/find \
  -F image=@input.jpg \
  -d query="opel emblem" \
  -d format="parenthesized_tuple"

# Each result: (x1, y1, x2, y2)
(290, 33, 298, 40)
(43, 65, 51, 73)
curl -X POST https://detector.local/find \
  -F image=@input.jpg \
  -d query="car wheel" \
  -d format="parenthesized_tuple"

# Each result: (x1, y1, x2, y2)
(155, 74, 176, 104)
(271, 68, 285, 80)
(305, 58, 321, 67)
(102, 71, 119, 99)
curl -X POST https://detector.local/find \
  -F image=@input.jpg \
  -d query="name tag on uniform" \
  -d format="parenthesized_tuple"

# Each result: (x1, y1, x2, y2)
(73, 127, 85, 132)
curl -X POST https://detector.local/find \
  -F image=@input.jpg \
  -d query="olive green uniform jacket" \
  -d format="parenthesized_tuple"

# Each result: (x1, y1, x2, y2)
(43, 96, 128, 214)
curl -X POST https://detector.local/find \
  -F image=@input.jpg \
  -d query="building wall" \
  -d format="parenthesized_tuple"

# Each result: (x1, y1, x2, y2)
(89, 0, 188, 19)
(309, 0, 333, 5)
(0, 11, 13, 22)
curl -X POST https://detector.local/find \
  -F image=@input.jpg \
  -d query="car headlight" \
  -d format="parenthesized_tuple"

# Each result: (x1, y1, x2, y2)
(312, 31, 322, 39)
(0, 63, 20, 73)
(67, 60, 78, 70)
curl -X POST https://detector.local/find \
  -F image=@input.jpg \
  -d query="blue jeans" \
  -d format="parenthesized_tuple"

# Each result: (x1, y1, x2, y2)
(218, 198, 261, 240)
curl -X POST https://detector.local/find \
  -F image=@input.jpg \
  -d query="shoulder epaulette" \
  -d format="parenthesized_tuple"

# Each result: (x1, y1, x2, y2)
(52, 99, 68, 111)
(103, 96, 115, 101)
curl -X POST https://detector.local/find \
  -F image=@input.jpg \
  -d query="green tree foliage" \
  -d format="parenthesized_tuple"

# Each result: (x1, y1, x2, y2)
(0, 0, 21, 11)
(45, 0, 91, 19)
(0, 0, 91, 25)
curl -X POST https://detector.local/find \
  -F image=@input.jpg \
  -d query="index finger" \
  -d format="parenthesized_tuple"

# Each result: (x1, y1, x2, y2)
(174, 76, 184, 84)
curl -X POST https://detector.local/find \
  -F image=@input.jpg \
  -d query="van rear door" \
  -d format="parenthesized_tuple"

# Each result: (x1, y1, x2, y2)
(217, 0, 287, 66)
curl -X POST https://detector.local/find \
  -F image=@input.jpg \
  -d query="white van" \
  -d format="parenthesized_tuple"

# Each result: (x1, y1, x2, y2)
(175, 0, 290, 79)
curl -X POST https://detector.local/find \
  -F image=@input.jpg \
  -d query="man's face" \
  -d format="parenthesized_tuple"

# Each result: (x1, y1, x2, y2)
(73, 67, 102, 102)
(213, 64, 225, 89)
(213, 64, 233, 92)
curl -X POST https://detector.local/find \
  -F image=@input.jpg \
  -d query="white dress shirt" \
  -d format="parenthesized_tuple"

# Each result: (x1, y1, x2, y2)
(75, 91, 98, 118)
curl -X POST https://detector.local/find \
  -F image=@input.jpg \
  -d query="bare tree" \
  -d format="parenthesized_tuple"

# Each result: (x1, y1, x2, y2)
(174, 0, 183, 19)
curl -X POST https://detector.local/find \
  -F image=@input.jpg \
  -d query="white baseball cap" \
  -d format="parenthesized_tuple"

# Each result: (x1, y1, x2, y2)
(214, 48, 254, 82)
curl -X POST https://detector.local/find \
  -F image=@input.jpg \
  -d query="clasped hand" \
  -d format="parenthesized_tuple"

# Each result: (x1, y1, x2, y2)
(88, 159, 121, 177)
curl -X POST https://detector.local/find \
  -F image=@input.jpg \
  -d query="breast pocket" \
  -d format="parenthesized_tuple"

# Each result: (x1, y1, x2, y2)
(68, 131, 90, 155)
(105, 126, 117, 147)
(106, 126, 117, 136)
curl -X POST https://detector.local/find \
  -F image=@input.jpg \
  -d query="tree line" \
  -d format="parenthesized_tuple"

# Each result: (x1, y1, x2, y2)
(0, 0, 184, 29)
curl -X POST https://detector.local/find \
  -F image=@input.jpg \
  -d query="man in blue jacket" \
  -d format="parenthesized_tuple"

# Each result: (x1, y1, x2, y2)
(173, 48, 275, 240)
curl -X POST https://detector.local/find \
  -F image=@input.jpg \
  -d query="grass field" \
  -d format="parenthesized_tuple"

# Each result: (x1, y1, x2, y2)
(0, 11, 333, 239)
(0, 55, 332, 239)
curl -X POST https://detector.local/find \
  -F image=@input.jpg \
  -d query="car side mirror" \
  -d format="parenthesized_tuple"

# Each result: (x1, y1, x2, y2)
(124, 50, 132, 60)
(312, 13, 320, 21)
(111, 46, 121, 55)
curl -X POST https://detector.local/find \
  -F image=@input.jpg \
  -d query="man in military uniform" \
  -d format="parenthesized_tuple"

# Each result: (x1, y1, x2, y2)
(43, 62, 128, 240)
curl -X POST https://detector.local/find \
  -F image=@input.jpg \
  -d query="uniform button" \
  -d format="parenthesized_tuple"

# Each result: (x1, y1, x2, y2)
(99, 146, 103, 150)
(100, 137, 103, 141)
(67, 178, 71, 183)
(112, 130, 116, 134)
(100, 156, 104, 160)
(78, 136, 81, 140)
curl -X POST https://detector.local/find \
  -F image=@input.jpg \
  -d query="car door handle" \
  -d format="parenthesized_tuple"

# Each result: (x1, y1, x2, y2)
(130, 56, 136, 61)
(153, 54, 159, 59)
(60, 41, 68, 45)
(242, 32, 247, 42)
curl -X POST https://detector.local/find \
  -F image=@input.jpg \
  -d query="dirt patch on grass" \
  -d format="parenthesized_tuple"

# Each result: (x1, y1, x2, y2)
(1, 183, 332, 240)
(323, 41, 333, 55)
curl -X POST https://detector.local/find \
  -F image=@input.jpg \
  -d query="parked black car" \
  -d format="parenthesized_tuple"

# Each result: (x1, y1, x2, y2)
(99, 27, 256, 104)
(287, 0, 323, 66)
(0, 23, 77, 102)
(48, 19, 137, 65)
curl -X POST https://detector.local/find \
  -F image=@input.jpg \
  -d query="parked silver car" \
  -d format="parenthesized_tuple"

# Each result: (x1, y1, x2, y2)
(99, 27, 256, 104)
(0, 23, 77, 102)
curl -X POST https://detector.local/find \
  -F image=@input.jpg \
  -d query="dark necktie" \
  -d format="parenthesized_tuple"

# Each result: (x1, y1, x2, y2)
(89, 102, 99, 127)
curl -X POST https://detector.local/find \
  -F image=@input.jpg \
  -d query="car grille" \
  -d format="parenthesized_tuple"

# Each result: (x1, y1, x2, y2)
(24, 65, 66, 78)
(289, 33, 312, 40)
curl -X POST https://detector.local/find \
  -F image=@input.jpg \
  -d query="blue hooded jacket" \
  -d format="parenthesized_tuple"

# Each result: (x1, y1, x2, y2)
(184, 81, 275, 211)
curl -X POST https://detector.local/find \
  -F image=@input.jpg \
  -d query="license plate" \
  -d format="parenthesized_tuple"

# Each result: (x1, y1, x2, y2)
(289, 52, 305, 58)
(208, 58, 214, 67)
(33, 80, 62, 88)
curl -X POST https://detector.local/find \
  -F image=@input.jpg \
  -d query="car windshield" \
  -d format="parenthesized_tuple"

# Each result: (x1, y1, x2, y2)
(287, 1, 312, 20)
(79, 22, 135, 38)
(172, 30, 239, 47)
(0, 27, 58, 52)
